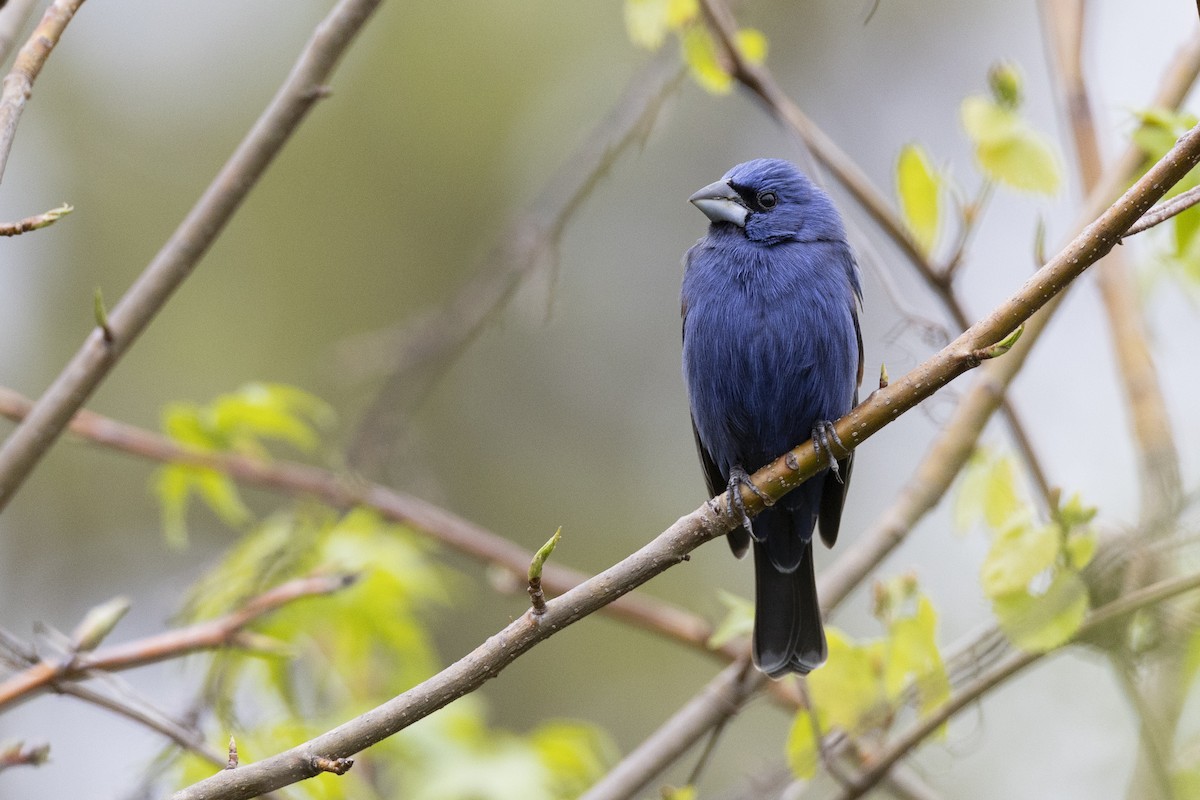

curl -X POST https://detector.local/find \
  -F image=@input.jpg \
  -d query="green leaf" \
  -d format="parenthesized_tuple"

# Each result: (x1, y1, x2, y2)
(896, 144, 941, 256)
(808, 628, 887, 734)
(883, 596, 950, 719)
(785, 707, 820, 779)
(1064, 528, 1097, 570)
(531, 721, 615, 798)
(154, 464, 252, 547)
(993, 570, 1089, 652)
(1057, 493, 1097, 528)
(980, 521, 1059, 597)
(953, 447, 1027, 534)
(707, 590, 755, 649)
(961, 94, 1062, 194)
(660, 787, 697, 800)
(681, 25, 767, 95)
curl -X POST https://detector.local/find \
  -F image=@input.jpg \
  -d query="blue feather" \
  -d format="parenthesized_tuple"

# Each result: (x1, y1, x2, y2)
(682, 159, 862, 677)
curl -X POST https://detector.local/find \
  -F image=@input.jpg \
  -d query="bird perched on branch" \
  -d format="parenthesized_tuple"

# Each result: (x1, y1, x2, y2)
(681, 158, 863, 677)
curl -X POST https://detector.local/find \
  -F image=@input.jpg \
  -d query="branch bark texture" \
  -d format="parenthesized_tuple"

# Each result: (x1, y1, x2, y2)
(0, 0, 383, 512)
(172, 116, 1200, 800)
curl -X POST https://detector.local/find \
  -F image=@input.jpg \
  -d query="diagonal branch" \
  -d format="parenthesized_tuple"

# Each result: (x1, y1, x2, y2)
(695, 0, 1054, 508)
(0, 573, 353, 712)
(0, 0, 87, 184)
(0, 0, 385, 513)
(171, 117, 1200, 800)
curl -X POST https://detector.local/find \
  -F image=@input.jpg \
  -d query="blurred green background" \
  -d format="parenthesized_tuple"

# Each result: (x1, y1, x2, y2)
(2, 1, 1200, 797)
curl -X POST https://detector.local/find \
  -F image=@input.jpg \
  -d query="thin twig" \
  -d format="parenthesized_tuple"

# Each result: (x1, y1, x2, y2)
(0, 383, 733, 667)
(696, 0, 1055, 511)
(830, 566, 1200, 800)
(0, 0, 384, 512)
(0, 573, 353, 712)
(56, 682, 227, 769)
(0, 201, 71, 235)
(0, 0, 87, 184)
(172, 123, 1200, 799)
(585, 36, 1200, 796)
(579, 659, 761, 800)
(1123, 183, 1200, 238)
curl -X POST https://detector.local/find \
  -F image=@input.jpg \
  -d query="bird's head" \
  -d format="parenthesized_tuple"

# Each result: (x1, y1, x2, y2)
(688, 158, 845, 245)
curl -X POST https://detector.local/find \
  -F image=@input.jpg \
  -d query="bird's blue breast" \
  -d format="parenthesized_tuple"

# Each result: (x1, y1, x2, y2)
(682, 230, 859, 478)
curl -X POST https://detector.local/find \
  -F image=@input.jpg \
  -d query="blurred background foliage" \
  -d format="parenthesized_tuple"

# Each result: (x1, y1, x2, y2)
(3, 1, 1200, 798)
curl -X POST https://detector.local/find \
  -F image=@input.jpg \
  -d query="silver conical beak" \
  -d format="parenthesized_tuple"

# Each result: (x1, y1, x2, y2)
(688, 179, 748, 227)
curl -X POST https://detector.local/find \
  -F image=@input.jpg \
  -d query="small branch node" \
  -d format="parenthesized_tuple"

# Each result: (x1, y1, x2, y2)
(0, 202, 73, 236)
(93, 287, 114, 344)
(972, 324, 1025, 362)
(527, 526, 562, 617)
(878, 362, 890, 390)
(310, 755, 353, 775)
(226, 737, 238, 770)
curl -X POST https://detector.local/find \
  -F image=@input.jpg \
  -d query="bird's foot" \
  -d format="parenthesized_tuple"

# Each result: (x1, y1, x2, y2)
(812, 420, 846, 484)
(727, 465, 772, 535)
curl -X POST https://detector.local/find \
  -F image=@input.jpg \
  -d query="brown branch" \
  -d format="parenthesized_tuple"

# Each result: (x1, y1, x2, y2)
(0, 740, 48, 772)
(1123, 183, 1200, 238)
(0, 384, 740, 666)
(1040, 5, 1189, 797)
(579, 659, 761, 800)
(1041, 0, 1182, 516)
(0, 0, 86, 184)
(0, 201, 71, 235)
(0, 573, 353, 712)
(696, 0, 1055, 510)
(171, 120, 1200, 800)
(831, 566, 1200, 800)
(0, 0, 384, 513)
(581, 35, 1200, 795)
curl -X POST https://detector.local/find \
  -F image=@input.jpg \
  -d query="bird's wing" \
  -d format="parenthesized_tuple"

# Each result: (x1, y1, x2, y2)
(818, 295, 863, 549)
(684, 294, 750, 559)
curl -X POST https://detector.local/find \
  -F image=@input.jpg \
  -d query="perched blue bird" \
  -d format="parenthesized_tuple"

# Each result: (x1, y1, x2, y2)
(682, 159, 863, 677)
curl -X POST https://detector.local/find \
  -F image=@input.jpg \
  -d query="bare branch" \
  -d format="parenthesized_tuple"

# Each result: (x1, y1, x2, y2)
(0, 740, 49, 772)
(0, 573, 353, 712)
(172, 120, 1200, 800)
(0, 201, 71, 236)
(830, 566, 1200, 800)
(579, 659, 761, 800)
(1123, 183, 1200, 238)
(0, 0, 87, 184)
(0, 0, 385, 512)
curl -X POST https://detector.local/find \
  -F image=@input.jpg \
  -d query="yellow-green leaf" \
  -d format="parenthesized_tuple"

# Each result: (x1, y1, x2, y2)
(954, 448, 1027, 534)
(786, 708, 820, 779)
(993, 571, 1089, 652)
(961, 94, 1062, 194)
(660, 786, 697, 800)
(681, 25, 766, 95)
(808, 628, 887, 734)
(1065, 528, 1097, 570)
(623, 0, 696, 49)
(896, 143, 941, 255)
(980, 521, 1059, 597)
(883, 596, 950, 719)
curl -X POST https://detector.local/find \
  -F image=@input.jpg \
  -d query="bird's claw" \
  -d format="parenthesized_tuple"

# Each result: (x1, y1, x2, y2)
(812, 420, 845, 484)
(727, 465, 772, 534)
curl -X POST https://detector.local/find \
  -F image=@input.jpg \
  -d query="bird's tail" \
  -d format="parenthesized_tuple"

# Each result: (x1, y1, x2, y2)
(751, 539, 826, 677)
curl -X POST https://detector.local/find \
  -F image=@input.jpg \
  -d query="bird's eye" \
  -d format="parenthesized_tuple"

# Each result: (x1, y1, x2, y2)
(758, 191, 777, 209)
